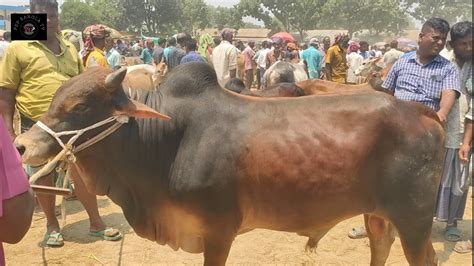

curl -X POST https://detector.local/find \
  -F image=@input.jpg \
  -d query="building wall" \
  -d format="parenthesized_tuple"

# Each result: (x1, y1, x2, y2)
(0, 5, 30, 31)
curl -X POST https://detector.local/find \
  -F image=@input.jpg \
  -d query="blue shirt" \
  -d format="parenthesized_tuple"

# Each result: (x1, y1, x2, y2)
(382, 52, 460, 111)
(106, 47, 122, 69)
(140, 48, 153, 65)
(401, 50, 416, 59)
(163, 47, 172, 63)
(301, 46, 322, 75)
(180, 51, 205, 64)
(359, 51, 370, 60)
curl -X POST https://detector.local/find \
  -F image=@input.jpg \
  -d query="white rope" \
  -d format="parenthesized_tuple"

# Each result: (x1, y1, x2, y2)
(36, 116, 121, 149)
(30, 115, 129, 184)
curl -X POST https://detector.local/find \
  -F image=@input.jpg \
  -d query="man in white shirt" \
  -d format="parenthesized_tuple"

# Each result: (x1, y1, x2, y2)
(212, 28, 238, 87)
(0, 32, 11, 60)
(346, 43, 364, 84)
(382, 40, 404, 65)
(255, 41, 271, 90)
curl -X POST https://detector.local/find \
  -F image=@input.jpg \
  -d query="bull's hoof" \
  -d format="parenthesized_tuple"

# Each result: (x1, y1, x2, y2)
(304, 237, 318, 254)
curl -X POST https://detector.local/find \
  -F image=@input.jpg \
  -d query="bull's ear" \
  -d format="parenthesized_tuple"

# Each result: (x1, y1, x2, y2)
(105, 67, 127, 92)
(116, 99, 171, 120)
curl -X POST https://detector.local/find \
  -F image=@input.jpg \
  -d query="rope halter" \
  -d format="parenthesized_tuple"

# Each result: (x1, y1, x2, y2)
(29, 115, 129, 184)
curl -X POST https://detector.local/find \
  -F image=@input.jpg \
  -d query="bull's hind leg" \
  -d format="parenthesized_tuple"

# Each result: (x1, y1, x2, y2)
(390, 214, 437, 266)
(365, 214, 396, 266)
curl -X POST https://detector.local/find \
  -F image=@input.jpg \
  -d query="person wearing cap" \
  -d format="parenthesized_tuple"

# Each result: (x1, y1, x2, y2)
(140, 39, 154, 65)
(301, 38, 322, 79)
(325, 33, 350, 83)
(212, 28, 239, 87)
(346, 42, 364, 84)
(0, 0, 122, 248)
(243, 40, 256, 90)
(82, 24, 111, 69)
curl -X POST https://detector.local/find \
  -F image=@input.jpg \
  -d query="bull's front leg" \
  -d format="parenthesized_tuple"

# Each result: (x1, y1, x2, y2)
(203, 231, 235, 266)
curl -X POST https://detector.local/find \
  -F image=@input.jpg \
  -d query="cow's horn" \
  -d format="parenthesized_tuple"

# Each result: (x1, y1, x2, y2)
(105, 67, 127, 91)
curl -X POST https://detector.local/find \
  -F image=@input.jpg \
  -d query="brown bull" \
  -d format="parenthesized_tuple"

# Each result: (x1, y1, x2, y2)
(16, 63, 443, 265)
(122, 62, 168, 91)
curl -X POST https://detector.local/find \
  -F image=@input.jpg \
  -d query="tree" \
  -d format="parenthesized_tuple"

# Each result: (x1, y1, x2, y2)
(237, 0, 328, 40)
(208, 6, 244, 31)
(91, 0, 126, 31)
(179, 0, 210, 36)
(402, 0, 472, 24)
(320, 0, 409, 38)
(60, 0, 101, 31)
(120, 0, 182, 35)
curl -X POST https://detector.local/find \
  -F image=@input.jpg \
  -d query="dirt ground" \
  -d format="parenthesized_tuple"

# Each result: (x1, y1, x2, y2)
(5, 189, 472, 265)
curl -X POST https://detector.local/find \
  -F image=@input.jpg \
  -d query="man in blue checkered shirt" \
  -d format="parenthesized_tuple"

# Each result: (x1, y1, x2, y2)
(348, 18, 461, 241)
(383, 18, 461, 123)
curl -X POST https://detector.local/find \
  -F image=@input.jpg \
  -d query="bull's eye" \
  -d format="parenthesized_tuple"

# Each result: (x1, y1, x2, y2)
(73, 103, 90, 113)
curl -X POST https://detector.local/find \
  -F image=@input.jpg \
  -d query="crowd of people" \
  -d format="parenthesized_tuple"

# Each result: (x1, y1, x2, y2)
(0, 0, 472, 263)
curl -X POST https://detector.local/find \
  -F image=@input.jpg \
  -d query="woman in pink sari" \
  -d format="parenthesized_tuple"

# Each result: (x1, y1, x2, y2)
(0, 117, 34, 265)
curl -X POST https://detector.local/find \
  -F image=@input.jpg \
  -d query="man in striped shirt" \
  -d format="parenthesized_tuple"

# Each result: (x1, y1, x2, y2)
(348, 17, 461, 240)
(382, 18, 460, 123)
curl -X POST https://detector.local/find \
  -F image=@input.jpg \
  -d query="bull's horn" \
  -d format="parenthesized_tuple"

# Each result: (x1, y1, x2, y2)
(105, 67, 127, 91)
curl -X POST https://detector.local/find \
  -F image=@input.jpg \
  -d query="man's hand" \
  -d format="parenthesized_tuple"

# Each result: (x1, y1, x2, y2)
(459, 142, 471, 163)
(437, 89, 457, 123)
(436, 110, 448, 124)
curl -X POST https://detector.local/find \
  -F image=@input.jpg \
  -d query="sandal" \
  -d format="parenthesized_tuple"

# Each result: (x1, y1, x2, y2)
(348, 226, 367, 239)
(444, 226, 462, 242)
(89, 228, 123, 241)
(453, 240, 472, 254)
(44, 231, 64, 247)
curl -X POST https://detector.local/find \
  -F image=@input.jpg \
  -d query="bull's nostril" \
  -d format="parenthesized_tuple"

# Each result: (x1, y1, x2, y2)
(16, 144, 26, 155)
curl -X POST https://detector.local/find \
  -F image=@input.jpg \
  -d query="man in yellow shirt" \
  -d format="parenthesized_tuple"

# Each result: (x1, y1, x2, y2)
(82, 24, 110, 69)
(325, 33, 350, 84)
(0, 0, 121, 247)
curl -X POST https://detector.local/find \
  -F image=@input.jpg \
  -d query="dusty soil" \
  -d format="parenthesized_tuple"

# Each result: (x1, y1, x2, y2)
(5, 189, 472, 265)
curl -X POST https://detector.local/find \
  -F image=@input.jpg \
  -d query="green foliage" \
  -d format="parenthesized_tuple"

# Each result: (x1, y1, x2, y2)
(59, 0, 469, 39)
(60, 0, 101, 31)
(91, 0, 126, 30)
(403, 0, 472, 24)
(238, 0, 327, 38)
(120, 0, 181, 35)
(320, 0, 409, 37)
(179, 0, 210, 35)
(208, 6, 244, 31)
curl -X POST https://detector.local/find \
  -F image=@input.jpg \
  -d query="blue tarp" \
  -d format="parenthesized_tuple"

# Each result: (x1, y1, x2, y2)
(0, 5, 29, 12)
